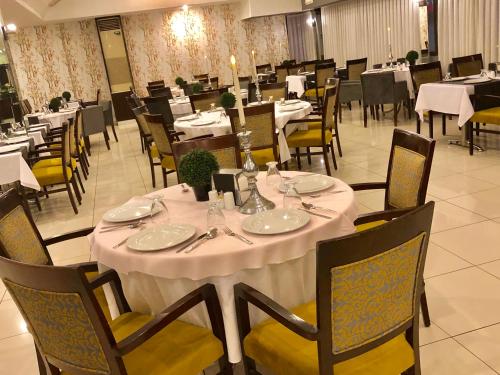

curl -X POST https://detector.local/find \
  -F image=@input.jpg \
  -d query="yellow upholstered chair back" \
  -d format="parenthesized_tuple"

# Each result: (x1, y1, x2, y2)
(329, 232, 426, 354)
(63, 123, 71, 168)
(456, 60, 482, 77)
(260, 83, 287, 102)
(75, 110, 84, 144)
(68, 120, 77, 156)
(144, 113, 173, 155)
(287, 65, 301, 75)
(323, 86, 338, 132)
(275, 66, 288, 83)
(190, 91, 220, 112)
(304, 62, 317, 72)
(347, 59, 367, 80)
(316, 65, 336, 88)
(228, 103, 276, 150)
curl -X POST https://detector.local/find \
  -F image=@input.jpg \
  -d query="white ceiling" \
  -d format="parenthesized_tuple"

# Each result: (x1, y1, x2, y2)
(0, 0, 237, 27)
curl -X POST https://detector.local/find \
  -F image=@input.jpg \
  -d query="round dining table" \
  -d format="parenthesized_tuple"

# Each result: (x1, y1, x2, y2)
(90, 171, 357, 363)
(26, 108, 77, 129)
(173, 101, 312, 162)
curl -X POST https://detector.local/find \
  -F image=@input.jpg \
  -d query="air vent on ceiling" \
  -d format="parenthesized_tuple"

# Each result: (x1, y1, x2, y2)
(96, 17, 121, 32)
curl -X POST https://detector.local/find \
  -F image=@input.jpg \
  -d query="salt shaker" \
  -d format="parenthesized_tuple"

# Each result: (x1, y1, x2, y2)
(223, 192, 236, 210)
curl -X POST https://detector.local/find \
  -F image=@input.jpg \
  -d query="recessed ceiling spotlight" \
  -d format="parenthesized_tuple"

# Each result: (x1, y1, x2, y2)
(6, 24, 17, 32)
(182, 4, 189, 12)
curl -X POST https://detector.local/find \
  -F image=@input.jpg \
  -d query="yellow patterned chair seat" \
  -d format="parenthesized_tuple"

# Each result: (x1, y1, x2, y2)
(61, 312, 223, 375)
(470, 107, 500, 125)
(241, 147, 277, 166)
(305, 88, 325, 98)
(161, 155, 176, 170)
(355, 220, 387, 232)
(287, 129, 332, 148)
(244, 300, 414, 375)
(32, 158, 77, 170)
(33, 166, 73, 186)
(151, 143, 160, 159)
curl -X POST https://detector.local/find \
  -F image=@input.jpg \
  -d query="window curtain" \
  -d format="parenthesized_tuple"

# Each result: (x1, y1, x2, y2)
(287, 12, 317, 62)
(321, 0, 420, 68)
(438, 0, 500, 71)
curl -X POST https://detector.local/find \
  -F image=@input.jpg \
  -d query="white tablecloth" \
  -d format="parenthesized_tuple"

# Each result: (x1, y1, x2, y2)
(415, 83, 475, 127)
(286, 75, 307, 97)
(173, 101, 313, 162)
(11, 131, 44, 146)
(169, 98, 192, 117)
(0, 152, 40, 190)
(90, 171, 357, 363)
(26, 109, 77, 129)
(362, 67, 415, 99)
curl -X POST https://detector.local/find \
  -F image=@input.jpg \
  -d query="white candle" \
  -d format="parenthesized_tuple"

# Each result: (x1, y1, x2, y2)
(387, 27, 391, 45)
(251, 50, 258, 82)
(230, 55, 246, 127)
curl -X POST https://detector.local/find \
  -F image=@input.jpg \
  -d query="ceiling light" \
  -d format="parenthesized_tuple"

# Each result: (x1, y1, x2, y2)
(182, 4, 189, 12)
(306, 17, 315, 27)
(6, 24, 16, 32)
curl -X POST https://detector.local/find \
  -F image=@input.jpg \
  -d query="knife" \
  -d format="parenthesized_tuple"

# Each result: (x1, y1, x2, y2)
(176, 232, 207, 253)
(298, 208, 332, 219)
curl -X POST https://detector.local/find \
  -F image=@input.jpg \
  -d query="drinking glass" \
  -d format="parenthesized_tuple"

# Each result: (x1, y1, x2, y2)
(280, 98, 285, 106)
(210, 103, 216, 112)
(266, 161, 282, 188)
(196, 109, 201, 118)
(148, 196, 169, 225)
(207, 202, 225, 230)
(283, 181, 301, 209)
(268, 96, 274, 103)
(444, 73, 451, 81)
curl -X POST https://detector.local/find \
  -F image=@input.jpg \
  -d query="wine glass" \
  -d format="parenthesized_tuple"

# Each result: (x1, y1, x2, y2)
(266, 161, 282, 189)
(283, 181, 301, 209)
(207, 202, 225, 230)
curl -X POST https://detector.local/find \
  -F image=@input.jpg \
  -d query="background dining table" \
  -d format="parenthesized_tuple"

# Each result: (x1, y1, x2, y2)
(286, 75, 307, 97)
(26, 108, 77, 129)
(173, 101, 312, 162)
(90, 171, 357, 363)
(0, 151, 40, 190)
(362, 66, 415, 99)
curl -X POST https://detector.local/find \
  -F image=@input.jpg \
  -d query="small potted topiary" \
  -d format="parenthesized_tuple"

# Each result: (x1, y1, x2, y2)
(192, 82, 203, 94)
(220, 92, 236, 111)
(62, 91, 71, 102)
(175, 76, 185, 87)
(49, 97, 61, 112)
(178, 149, 219, 201)
(406, 50, 419, 66)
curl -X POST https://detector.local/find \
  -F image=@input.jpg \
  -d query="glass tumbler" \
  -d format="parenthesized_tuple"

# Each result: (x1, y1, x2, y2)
(266, 161, 282, 189)
(283, 182, 302, 210)
(207, 202, 226, 230)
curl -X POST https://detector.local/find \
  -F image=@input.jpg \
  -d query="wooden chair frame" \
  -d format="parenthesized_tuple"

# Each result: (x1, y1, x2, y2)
(189, 90, 221, 113)
(256, 64, 272, 74)
(452, 54, 483, 77)
(147, 80, 165, 87)
(235, 202, 435, 375)
(346, 57, 368, 81)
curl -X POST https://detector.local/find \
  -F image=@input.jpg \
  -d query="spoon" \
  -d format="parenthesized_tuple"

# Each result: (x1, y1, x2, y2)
(180, 183, 189, 192)
(302, 202, 338, 214)
(184, 227, 218, 254)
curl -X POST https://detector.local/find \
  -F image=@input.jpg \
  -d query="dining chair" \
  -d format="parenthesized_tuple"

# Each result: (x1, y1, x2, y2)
(466, 80, 500, 155)
(286, 87, 339, 175)
(360, 71, 410, 127)
(149, 86, 173, 99)
(346, 57, 368, 80)
(100, 99, 119, 142)
(143, 113, 178, 187)
(143, 95, 175, 131)
(235, 202, 435, 375)
(81, 105, 111, 154)
(27, 116, 40, 125)
(452, 54, 483, 77)
(181, 82, 195, 96)
(350, 128, 435, 327)
(305, 62, 336, 104)
(302, 59, 319, 73)
(287, 64, 302, 76)
(148, 79, 165, 87)
(260, 82, 288, 101)
(338, 58, 367, 114)
(190, 90, 221, 112)
(172, 134, 242, 179)
(132, 106, 161, 187)
(239, 76, 251, 91)
(22, 99, 33, 115)
(409, 61, 447, 136)
(83, 88, 101, 107)
(227, 103, 280, 167)
(0, 255, 232, 375)
(256, 63, 272, 74)
(11, 102, 24, 123)
(274, 65, 288, 84)
(199, 76, 219, 90)
(194, 73, 209, 80)
(29, 123, 81, 214)
(74, 109, 90, 176)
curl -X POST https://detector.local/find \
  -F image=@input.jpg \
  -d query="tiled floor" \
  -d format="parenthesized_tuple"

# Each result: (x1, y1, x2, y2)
(1, 105, 500, 374)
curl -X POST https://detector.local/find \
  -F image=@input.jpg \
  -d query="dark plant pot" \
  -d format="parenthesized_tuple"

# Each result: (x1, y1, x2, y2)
(192, 184, 211, 201)
(409, 60, 416, 66)
(51, 107, 60, 113)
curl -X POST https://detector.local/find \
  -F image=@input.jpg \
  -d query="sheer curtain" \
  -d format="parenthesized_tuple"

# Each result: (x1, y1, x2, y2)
(321, 0, 420, 67)
(287, 12, 317, 62)
(438, 0, 500, 71)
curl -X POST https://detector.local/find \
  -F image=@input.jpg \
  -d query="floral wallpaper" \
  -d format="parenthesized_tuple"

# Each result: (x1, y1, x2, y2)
(8, 20, 110, 109)
(122, 3, 289, 96)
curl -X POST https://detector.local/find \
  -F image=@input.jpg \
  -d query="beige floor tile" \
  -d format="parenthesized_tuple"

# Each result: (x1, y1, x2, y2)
(448, 187, 500, 219)
(0, 334, 38, 375)
(424, 242, 473, 278)
(420, 338, 496, 375)
(464, 164, 500, 185)
(455, 323, 500, 373)
(428, 174, 496, 200)
(0, 300, 28, 340)
(431, 201, 486, 234)
(47, 236, 91, 263)
(419, 317, 450, 346)
(479, 260, 500, 279)
(431, 221, 500, 265)
(425, 267, 500, 336)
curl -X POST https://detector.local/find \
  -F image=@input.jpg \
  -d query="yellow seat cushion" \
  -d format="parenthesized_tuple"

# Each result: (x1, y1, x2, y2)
(470, 107, 500, 125)
(32, 158, 77, 170)
(355, 220, 387, 232)
(85, 272, 112, 323)
(161, 155, 176, 170)
(80, 139, 86, 149)
(307, 121, 322, 130)
(33, 166, 72, 186)
(287, 129, 332, 148)
(244, 301, 414, 375)
(305, 87, 324, 98)
(151, 143, 159, 159)
(240, 148, 276, 166)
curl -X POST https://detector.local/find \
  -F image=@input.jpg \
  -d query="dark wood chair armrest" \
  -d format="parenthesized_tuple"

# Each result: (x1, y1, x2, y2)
(349, 182, 387, 191)
(234, 283, 318, 341)
(287, 117, 322, 124)
(115, 284, 224, 355)
(85, 268, 131, 316)
(185, 134, 214, 141)
(43, 227, 95, 246)
(354, 207, 415, 226)
(169, 131, 186, 141)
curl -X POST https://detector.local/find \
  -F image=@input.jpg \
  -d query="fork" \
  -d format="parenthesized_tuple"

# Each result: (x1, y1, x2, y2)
(222, 226, 253, 245)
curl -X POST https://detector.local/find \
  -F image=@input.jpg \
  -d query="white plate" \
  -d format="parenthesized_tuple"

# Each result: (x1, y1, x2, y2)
(279, 174, 336, 194)
(191, 119, 215, 126)
(242, 209, 310, 235)
(127, 224, 196, 251)
(103, 202, 162, 223)
(446, 77, 467, 82)
(278, 104, 305, 112)
(177, 114, 198, 121)
(464, 77, 491, 84)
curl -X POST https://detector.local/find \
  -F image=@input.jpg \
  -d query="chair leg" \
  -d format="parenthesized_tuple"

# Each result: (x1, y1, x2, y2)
(35, 344, 48, 375)
(295, 148, 302, 170)
(84, 136, 91, 156)
(416, 116, 421, 134)
(75, 168, 85, 194)
(82, 150, 90, 168)
(393, 102, 398, 127)
(329, 141, 338, 170)
(283, 161, 289, 171)
(306, 147, 312, 164)
(103, 131, 111, 150)
(476, 122, 480, 136)
(335, 125, 342, 157)
(421, 290, 431, 327)
(428, 111, 434, 139)
(65, 182, 78, 214)
(442, 114, 447, 135)
(140, 136, 145, 153)
(147, 150, 156, 188)
(338, 104, 342, 123)
(70, 177, 82, 204)
(468, 121, 474, 156)
(363, 106, 368, 128)
(43, 186, 49, 198)
(34, 192, 42, 211)
(162, 168, 168, 188)
(322, 145, 331, 176)
(110, 123, 119, 142)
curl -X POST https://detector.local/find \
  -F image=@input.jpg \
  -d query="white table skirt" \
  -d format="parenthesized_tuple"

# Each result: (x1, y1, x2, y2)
(26, 109, 77, 129)
(92, 172, 357, 363)
(169, 98, 192, 117)
(415, 83, 475, 127)
(173, 102, 312, 162)
(0, 152, 40, 190)
(286, 75, 307, 97)
(363, 67, 415, 99)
